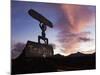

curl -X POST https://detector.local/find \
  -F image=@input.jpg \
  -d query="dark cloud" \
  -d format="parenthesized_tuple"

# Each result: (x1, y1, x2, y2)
(79, 37, 92, 42)
(11, 42, 25, 59)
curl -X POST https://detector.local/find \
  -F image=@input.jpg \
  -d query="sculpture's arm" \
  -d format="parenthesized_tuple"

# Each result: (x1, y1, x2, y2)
(39, 23, 42, 30)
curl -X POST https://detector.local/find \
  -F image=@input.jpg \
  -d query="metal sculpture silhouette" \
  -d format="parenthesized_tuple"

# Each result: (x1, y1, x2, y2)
(38, 23, 48, 44)
(28, 9, 53, 44)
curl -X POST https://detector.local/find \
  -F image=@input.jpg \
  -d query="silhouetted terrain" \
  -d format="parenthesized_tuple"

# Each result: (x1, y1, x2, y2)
(11, 52, 96, 74)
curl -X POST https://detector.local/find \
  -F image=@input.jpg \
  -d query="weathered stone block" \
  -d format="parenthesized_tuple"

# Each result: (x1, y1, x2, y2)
(24, 41, 54, 58)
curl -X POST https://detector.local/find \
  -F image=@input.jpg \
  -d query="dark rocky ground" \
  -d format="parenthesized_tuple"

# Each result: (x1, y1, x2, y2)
(11, 52, 96, 74)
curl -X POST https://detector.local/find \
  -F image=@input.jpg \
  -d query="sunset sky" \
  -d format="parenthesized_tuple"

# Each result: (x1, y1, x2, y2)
(11, 1, 96, 57)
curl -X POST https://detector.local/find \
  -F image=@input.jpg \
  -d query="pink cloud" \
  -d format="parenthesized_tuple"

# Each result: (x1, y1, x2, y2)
(56, 4, 95, 54)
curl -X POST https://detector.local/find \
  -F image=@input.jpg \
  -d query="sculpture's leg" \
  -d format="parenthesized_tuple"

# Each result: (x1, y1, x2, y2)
(44, 38, 48, 45)
(38, 36, 40, 43)
(46, 38, 48, 45)
(38, 35, 48, 44)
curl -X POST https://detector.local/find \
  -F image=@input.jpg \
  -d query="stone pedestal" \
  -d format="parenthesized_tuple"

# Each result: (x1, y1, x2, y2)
(23, 41, 54, 58)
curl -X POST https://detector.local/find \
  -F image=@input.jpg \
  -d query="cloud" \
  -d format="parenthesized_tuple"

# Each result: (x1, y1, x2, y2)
(58, 32, 93, 53)
(79, 37, 92, 42)
(11, 42, 25, 59)
(60, 4, 95, 33)
(80, 50, 95, 54)
(56, 4, 95, 54)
